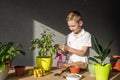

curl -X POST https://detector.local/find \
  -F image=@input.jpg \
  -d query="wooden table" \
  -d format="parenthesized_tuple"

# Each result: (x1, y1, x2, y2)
(7, 66, 120, 80)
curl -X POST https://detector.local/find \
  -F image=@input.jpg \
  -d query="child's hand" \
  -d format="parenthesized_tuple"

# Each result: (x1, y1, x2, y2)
(59, 45, 69, 55)
(54, 44, 60, 49)
(54, 44, 68, 55)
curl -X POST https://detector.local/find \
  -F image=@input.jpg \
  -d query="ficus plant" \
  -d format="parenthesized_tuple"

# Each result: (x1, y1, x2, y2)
(29, 29, 58, 57)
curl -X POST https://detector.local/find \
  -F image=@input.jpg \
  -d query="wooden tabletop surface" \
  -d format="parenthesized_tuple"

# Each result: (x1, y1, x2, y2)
(7, 66, 120, 80)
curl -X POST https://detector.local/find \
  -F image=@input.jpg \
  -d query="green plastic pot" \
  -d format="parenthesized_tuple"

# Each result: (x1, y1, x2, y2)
(88, 63, 95, 77)
(36, 56, 52, 71)
(94, 63, 111, 80)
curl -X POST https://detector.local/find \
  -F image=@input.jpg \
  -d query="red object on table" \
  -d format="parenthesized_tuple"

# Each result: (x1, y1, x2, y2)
(70, 65, 80, 74)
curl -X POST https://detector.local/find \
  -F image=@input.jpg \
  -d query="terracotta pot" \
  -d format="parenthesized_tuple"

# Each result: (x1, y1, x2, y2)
(70, 66, 80, 74)
(14, 66, 25, 76)
(110, 55, 120, 71)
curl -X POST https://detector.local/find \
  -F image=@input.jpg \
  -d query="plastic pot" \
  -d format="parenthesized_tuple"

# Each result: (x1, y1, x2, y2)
(88, 63, 95, 77)
(14, 66, 25, 76)
(94, 63, 111, 80)
(110, 55, 120, 71)
(70, 66, 80, 74)
(36, 56, 52, 71)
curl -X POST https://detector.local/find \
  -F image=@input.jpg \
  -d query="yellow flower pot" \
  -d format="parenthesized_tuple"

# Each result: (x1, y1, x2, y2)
(94, 63, 111, 80)
(36, 56, 52, 71)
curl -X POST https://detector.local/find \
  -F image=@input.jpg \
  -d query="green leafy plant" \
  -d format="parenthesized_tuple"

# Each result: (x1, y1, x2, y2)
(0, 41, 25, 73)
(29, 29, 58, 57)
(89, 35, 113, 66)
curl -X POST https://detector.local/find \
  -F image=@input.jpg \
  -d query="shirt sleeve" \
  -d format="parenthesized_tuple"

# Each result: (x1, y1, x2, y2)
(83, 32, 92, 47)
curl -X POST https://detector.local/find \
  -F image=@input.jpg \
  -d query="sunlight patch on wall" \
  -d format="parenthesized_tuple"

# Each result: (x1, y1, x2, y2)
(33, 20, 66, 43)
(33, 20, 66, 66)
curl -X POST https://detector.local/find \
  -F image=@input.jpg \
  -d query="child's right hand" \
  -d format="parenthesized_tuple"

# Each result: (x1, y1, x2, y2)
(54, 44, 60, 48)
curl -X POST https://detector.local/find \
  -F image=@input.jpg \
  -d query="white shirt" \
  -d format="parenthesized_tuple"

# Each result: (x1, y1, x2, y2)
(66, 29, 92, 63)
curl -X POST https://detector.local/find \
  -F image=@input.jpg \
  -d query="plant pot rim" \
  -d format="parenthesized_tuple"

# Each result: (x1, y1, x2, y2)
(112, 55, 120, 58)
(70, 65, 80, 68)
(14, 66, 25, 68)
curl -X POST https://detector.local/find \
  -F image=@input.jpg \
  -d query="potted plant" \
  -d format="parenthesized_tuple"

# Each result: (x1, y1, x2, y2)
(14, 65, 25, 76)
(110, 55, 120, 71)
(29, 29, 58, 71)
(89, 35, 113, 80)
(0, 41, 25, 80)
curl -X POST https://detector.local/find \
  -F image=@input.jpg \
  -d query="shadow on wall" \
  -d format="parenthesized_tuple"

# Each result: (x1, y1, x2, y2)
(0, 0, 68, 66)
(0, 0, 34, 66)
(0, 0, 119, 66)
(0, 0, 85, 66)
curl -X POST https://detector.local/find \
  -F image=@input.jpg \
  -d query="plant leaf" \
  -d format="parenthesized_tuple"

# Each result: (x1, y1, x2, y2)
(103, 40, 113, 52)
(89, 57, 100, 63)
(93, 36, 102, 55)
(15, 50, 26, 55)
(102, 49, 111, 61)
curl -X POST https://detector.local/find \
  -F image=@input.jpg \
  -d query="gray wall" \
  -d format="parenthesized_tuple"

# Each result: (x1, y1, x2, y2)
(0, 0, 119, 66)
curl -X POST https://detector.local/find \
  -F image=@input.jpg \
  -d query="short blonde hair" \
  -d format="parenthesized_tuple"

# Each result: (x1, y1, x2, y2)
(66, 11, 82, 23)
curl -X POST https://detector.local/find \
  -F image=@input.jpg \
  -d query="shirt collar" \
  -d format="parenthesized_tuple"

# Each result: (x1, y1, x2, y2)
(71, 29, 85, 38)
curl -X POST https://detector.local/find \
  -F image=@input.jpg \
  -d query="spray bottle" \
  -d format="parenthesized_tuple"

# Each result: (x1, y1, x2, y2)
(55, 53, 63, 69)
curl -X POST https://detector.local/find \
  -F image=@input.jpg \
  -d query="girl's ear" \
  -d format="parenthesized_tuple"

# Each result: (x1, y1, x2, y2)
(79, 20, 83, 26)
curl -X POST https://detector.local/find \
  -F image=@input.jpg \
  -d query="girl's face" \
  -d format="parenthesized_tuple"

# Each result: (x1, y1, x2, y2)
(67, 20, 83, 34)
